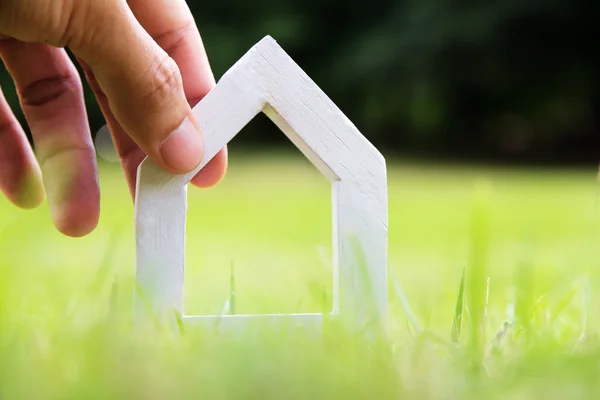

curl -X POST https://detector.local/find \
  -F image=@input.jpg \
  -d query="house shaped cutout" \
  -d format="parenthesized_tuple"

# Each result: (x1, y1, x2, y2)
(134, 36, 388, 330)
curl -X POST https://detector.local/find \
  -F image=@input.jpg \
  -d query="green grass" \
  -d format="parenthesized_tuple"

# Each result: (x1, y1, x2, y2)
(1, 150, 600, 398)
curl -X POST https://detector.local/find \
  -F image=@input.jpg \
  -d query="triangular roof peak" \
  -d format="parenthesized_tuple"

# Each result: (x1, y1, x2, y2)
(134, 36, 388, 330)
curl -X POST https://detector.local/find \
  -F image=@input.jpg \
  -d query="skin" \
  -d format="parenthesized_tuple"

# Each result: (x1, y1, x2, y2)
(0, 0, 228, 237)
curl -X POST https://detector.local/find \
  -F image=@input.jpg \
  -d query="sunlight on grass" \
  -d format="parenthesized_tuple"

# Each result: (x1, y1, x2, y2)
(1, 153, 600, 398)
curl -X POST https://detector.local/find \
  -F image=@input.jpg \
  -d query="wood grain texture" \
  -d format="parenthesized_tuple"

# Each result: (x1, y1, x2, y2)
(134, 36, 388, 329)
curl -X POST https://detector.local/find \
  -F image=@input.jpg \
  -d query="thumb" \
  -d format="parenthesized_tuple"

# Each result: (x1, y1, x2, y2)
(71, 2, 203, 174)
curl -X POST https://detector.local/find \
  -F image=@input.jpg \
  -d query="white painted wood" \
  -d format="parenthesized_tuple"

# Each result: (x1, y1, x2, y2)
(134, 35, 388, 331)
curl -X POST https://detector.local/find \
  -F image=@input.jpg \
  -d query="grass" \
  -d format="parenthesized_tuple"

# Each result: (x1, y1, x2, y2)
(1, 149, 600, 398)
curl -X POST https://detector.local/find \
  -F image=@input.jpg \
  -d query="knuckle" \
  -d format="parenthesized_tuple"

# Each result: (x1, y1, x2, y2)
(20, 73, 80, 107)
(53, 3, 78, 47)
(2, 0, 81, 46)
(52, 0, 98, 49)
(151, 20, 196, 55)
(139, 54, 183, 108)
(37, 144, 93, 171)
(62, 1, 98, 50)
(52, 0, 115, 50)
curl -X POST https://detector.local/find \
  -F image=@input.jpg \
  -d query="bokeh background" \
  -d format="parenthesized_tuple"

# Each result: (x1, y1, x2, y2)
(2, 0, 600, 165)
(0, 0, 599, 317)
(1, 2, 600, 397)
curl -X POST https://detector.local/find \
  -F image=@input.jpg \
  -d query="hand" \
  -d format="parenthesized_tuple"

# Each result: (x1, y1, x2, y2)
(0, 0, 227, 237)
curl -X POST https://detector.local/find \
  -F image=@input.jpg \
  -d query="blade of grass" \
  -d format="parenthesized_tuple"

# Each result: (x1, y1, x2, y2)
(420, 330, 460, 352)
(482, 277, 491, 341)
(466, 179, 491, 362)
(450, 265, 466, 345)
(515, 257, 534, 336)
(220, 299, 230, 316)
(389, 265, 422, 333)
(230, 261, 236, 315)
(174, 309, 185, 336)
(484, 277, 491, 319)
(549, 285, 578, 325)
(89, 228, 122, 295)
(108, 277, 119, 325)
(220, 262, 236, 316)
(579, 275, 591, 339)
(488, 320, 512, 350)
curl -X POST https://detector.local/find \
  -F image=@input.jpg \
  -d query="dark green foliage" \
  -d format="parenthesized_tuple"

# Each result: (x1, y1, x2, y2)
(0, 0, 598, 163)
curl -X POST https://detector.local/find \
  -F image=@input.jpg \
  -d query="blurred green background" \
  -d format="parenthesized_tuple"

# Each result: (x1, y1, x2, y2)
(1, 1, 600, 398)
(2, 0, 600, 164)
(1, 158, 599, 398)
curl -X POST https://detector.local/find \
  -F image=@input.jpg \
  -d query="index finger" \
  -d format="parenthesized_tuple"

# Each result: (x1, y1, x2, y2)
(127, 0, 215, 104)
(116, 0, 227, 191)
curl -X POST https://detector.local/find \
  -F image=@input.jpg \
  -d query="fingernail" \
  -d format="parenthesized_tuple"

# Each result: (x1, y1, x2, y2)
(159, 117, 203, 172)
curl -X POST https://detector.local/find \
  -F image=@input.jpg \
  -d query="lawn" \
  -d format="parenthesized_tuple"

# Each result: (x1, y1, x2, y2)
(0, 149, 599, 398)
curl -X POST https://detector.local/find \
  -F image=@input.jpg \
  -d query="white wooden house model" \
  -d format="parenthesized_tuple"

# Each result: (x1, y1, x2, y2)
(134, 36, 388, 331)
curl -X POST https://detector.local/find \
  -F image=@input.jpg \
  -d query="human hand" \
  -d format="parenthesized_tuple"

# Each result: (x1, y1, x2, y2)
(0, 0, 227, 237)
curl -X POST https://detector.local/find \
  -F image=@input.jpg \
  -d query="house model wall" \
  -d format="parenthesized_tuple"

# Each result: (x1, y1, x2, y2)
(134, 36, 388, 330)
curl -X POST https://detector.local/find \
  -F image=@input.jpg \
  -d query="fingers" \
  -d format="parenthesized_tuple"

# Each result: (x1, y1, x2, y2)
(127, 0, 227, 188)
(0, 86, 45, 208)
(0, 39, 99, 237)
(78, 0, 226, 195)
(190, 147, 228, 188)
(68, 1, 204, 176)
(83, 67, 227, 196)
(126, 0, 216, 101)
